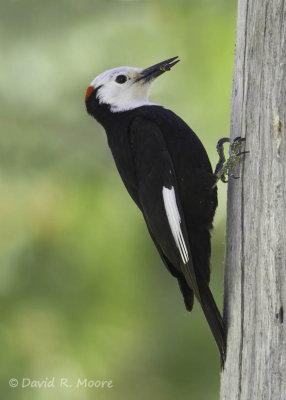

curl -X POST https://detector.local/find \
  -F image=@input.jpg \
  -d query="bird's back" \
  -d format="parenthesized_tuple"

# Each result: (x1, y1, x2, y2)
(132, 106, 218, 282)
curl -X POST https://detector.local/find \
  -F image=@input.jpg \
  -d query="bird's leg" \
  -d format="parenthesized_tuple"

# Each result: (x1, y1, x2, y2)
(214, 138, 230, 180)
(214, 137, 248, 185)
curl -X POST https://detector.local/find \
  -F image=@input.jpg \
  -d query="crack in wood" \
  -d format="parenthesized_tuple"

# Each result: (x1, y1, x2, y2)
(276, 306, 284, 323)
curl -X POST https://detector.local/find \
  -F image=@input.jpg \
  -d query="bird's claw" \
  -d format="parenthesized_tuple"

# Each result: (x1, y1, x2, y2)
(214, 136, 248, 186)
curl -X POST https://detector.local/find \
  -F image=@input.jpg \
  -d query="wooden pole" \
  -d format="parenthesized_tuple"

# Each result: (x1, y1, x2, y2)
(220, 1, 286, 399)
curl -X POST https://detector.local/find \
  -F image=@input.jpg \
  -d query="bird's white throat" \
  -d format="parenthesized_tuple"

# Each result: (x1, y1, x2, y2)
(90, 66, 158, 112)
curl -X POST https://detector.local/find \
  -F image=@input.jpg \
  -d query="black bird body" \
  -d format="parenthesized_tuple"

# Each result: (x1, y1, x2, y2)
(85, 57, 226, 365)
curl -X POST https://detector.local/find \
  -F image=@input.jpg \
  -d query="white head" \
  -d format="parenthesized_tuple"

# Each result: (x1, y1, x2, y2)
(85, 57, 180, 113)
(88, 66, 152, 112)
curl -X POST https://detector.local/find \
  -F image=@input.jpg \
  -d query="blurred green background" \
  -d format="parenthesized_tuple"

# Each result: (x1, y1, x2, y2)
(0, 1, 236, 399)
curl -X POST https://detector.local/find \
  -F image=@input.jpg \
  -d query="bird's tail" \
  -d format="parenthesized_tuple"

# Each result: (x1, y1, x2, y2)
(199, 283, 226, 368)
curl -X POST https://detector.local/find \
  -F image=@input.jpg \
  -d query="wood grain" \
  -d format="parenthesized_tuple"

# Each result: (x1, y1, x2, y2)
(220, 1, 286, 399)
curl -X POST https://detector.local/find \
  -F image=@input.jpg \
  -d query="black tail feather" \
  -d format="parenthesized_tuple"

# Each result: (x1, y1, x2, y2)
(199, 283, 226, 368)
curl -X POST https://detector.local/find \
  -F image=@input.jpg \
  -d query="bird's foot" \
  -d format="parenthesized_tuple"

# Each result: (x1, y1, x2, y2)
(214, 137, 248, 185)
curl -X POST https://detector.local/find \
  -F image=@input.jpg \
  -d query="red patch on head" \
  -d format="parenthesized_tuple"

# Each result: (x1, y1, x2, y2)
(85, 86, 94, 101)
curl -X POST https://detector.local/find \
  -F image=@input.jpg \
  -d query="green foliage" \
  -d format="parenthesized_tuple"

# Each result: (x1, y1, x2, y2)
(0, 1, 236, 398)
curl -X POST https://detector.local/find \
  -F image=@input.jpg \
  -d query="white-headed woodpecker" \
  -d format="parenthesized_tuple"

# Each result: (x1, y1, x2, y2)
(85, 57, 226, 366)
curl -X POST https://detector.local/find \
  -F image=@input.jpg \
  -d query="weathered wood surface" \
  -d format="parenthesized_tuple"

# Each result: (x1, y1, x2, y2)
(220, 1, 286, 399)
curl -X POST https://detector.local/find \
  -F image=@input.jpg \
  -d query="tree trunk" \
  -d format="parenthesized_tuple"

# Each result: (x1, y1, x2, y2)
(220, 1, 286, 399)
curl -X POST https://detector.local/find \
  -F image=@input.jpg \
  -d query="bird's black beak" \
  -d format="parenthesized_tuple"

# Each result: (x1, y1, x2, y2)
(137, 56, 180, 83)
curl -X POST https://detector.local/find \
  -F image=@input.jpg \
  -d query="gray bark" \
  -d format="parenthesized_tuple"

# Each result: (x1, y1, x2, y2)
(220, 1, 286, 399)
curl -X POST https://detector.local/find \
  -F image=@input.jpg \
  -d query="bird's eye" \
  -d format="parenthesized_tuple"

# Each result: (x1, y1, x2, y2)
(115, 75, 127, 84)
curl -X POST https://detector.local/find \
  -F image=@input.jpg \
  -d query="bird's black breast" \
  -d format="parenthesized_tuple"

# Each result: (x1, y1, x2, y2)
(86, 91, 141, 206)
(89, 103, 217, 226)
(103, 112, 142, 208)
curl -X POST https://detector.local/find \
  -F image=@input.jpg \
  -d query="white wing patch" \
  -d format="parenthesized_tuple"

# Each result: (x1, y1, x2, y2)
(162, 186, 189, 264)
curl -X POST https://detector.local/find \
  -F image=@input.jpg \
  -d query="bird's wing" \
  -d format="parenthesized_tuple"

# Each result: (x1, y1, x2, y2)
(146, 223, 195, 311)
(129, 116, 200, 300)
